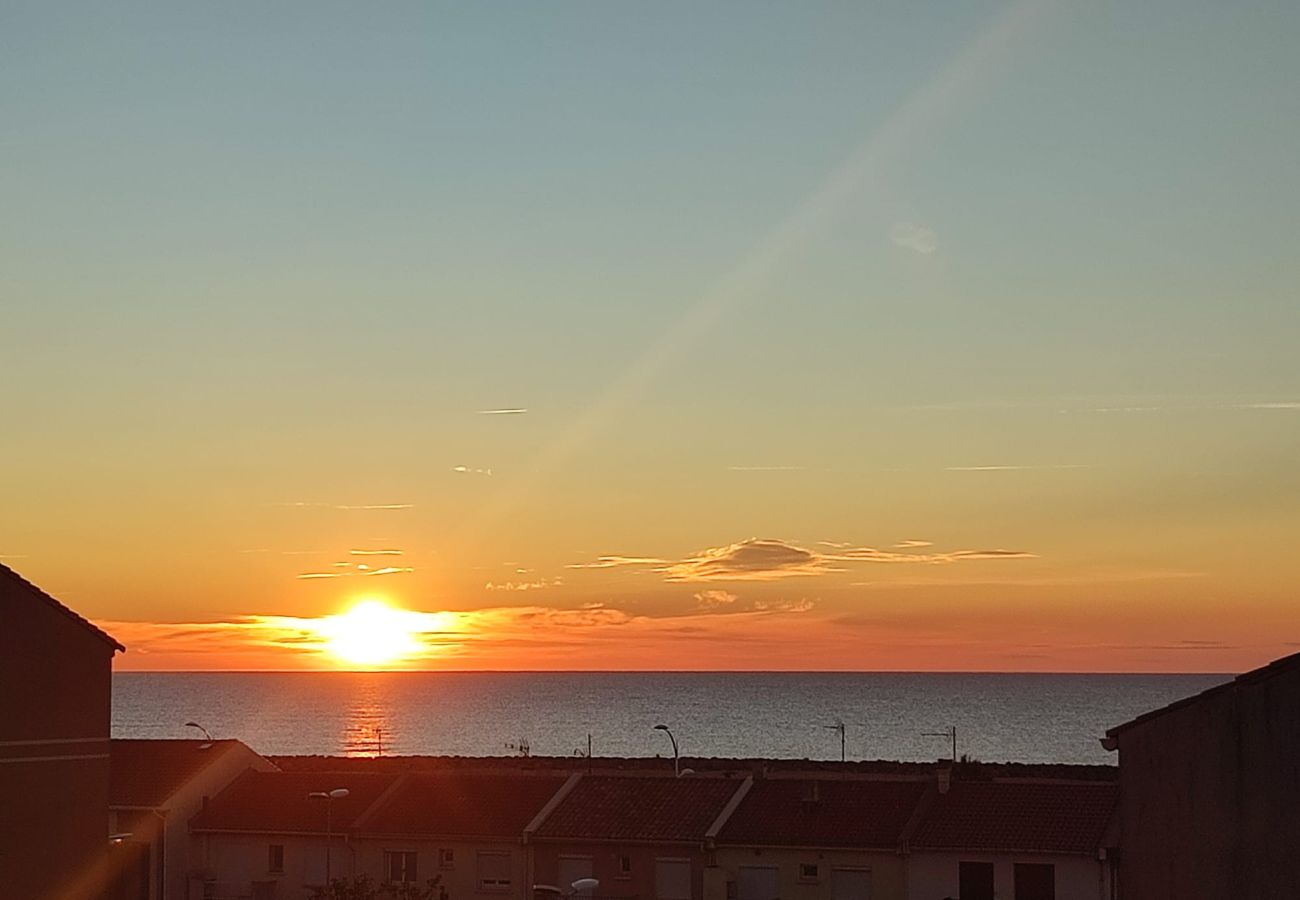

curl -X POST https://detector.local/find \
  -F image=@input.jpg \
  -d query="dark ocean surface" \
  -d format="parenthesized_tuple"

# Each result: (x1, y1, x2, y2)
(111, 671, 1227, 764)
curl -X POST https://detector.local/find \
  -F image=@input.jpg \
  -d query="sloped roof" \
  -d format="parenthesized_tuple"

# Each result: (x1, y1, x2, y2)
(909, 780, 1117, 855)
(357, 773, 567, 838)
(111, 739, 253, 808)
(535, 775, 743, 843)
(1106, 650, 1300, 738)
(190, 770, 399, 834)
(0, 563, 123, 652)
(717, 777, 929, 849)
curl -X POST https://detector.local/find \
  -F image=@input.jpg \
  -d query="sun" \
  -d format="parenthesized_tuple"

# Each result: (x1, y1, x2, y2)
(317, 599, 424, 667)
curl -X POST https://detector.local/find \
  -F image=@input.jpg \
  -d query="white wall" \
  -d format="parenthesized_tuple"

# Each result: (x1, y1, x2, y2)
(905, 852, 1110, 900)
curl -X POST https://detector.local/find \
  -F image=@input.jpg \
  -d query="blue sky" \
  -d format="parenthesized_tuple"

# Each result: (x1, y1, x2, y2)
(2, 1, 1298, 670)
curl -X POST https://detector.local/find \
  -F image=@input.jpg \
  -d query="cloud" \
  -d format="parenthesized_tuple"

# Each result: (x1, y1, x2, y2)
(576, 537, 1036, 583)
(296, 572, 348, 579)
(694, 590, 739, 609)
(477, 408, 528, 415)
(566, 556, 668, 570)
(891, 222, 938, 254)
(361, 566, 414, 577)
(350, 549, 403, 556)
(334, 504, 413, 510)
(485, 578, 561, 592)
(452, 466, 493, 476)
(265, 502, 414, 510)
(894, 540, 933, 548)
(944, 464, 1093, 472)
(752, 598, 815, 613)
(297, 563, 414, 579)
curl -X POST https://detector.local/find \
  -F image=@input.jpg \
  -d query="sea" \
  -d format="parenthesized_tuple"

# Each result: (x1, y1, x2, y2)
(111, 671, 1227, 765)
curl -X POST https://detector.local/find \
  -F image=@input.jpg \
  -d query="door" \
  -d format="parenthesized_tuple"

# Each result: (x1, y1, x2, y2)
(559, 856, 595, 897)
(655, 858, 692, 900)
(736, 866, 778, 900)
(1013, 864, 1055, 900)
(831, 869, 871, 900)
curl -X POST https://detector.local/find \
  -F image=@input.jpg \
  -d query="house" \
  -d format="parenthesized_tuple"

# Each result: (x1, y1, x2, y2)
(109, 739, 277, 900)
(352, 772, 573, 897)
(0, 563, 124, 900)
(189, 770, 402, 899)
(905, 775, 1118, 900)
(711, 775, 932, 900)
(530, 774, 750, 900)
(1102, 650, 1300, 900)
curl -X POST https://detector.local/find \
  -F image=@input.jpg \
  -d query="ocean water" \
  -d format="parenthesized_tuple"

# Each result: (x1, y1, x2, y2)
(111, 671, 1227, 764)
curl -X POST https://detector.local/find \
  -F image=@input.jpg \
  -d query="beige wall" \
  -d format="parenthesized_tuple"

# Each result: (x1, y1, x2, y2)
(905, 852, 1110, 900)
(196, 832, 356, 899)
(353, 838, 529, 900)
(713, 846, 907, 900)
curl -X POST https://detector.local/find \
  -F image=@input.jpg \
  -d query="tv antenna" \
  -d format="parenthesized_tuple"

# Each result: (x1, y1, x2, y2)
(922, 725, 958, 761)
(823, 719, 846, 762)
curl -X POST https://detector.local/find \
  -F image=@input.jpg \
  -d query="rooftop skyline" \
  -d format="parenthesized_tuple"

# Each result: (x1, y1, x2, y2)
(3, 1, 1297, 671)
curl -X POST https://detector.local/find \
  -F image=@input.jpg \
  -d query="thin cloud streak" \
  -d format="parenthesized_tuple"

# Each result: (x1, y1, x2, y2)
(477, 408, 528, 415)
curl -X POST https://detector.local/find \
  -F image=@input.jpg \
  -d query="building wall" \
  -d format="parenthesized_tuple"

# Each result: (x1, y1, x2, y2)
(713, 846, 907, 900)
(353, 838, 528, 900)
(195, 832, 356, 899)
(1115, 663, 1300, 900)
(906, 852, 1108, 900)
(532, 841, 712, 900)
(0, 584, 116, 900)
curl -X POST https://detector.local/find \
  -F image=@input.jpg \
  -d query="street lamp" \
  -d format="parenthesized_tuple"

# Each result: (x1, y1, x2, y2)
(532, 878, 601, 899)
(653, 724, 680, 777)
(307, 788, 350, 885)
(184, 721, 213, 744)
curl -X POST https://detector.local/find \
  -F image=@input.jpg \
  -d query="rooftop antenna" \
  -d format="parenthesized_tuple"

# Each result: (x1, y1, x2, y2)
(184, 721, 214, 749)
(823, 719, 846, 762)
(922, 725, 958, 761)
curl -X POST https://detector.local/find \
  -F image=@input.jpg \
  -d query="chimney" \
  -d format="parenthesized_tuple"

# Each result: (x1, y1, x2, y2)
(937, 761, 952, 795)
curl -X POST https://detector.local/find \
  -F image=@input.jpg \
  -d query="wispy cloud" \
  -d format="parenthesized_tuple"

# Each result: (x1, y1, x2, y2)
(566, 556, 668, 570)
(894, 540, 933, 548)
(477, 408, 528, 415)
(334, 503, 414, 510)
(297, 562, 414, 579)
(649, 537, 1035, 582)
(350, 549, 403, 557)
(891, 221, 938, 254)
(485, 578, 561, 592)
(694, 590, 739, 609)
(452, 466, 493, 476)
(296, 572, 348, 579)
(944, 464, 1094, 472)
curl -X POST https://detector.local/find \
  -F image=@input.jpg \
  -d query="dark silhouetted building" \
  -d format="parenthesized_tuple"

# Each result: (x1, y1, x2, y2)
(0, 564, 123, 900)
(1104, 651, 1300, 899)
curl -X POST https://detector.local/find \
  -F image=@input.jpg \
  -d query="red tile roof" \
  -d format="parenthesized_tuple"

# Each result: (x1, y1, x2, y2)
(535, 775, 743, 843)
(357, 773, 567, 838)
(0, 563, 124, 651)
(191, 770, 399, 834)
(111, 739, 251, 808)
(909, 780, 1118, 855)
(718, 777, 929, 849)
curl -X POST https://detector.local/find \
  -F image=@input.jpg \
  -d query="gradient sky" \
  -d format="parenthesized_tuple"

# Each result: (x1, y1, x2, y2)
(3, 0, 1298, 672)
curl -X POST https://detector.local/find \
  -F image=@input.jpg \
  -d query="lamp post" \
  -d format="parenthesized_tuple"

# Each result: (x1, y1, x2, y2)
(307, 788, 350, 886)
(653, 724, 680, 777)
(184, 721, 213, 742)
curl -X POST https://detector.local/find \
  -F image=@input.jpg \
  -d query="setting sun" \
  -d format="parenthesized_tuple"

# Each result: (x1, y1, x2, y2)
(317, 599, 425, 667)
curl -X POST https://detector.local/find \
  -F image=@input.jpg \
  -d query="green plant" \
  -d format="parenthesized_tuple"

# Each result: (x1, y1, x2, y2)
(310, 873, 449, 900)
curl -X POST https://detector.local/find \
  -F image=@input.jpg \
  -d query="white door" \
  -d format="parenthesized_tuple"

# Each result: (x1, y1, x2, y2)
(737, 866, 778, 900)
(831, 869, 872, 900)
(559, 856, 595, 897)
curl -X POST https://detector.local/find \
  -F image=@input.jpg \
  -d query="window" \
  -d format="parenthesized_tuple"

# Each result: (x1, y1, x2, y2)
(267, 844, 284, 875)
(1013, 864, 1055, 900)
(478, 851, 513, 892)
(618, 855, 633, 879)
(440, 849, 456, 869)
(655, 858, 691, 900)
(958, 862, 994, 900)
(385, 851, 418, 884)
(798, 863, 820, 883)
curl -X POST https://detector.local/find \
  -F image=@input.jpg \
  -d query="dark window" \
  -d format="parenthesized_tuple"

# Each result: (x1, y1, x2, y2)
(385, 851, 418, 883)
(267, 844, 284, 874)
(1014, 864, 1055, 900)
(619, 855, 633, 876)
(799, 863, 819, 882)
(440, 848, 455, 869)
(958, 862, 994, 900)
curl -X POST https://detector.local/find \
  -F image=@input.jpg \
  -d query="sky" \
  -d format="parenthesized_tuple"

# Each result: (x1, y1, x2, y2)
(2, 0, 1298, 672)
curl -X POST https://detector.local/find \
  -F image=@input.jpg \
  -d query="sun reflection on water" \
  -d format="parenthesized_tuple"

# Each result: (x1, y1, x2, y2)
(340, 676, 394, 757)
